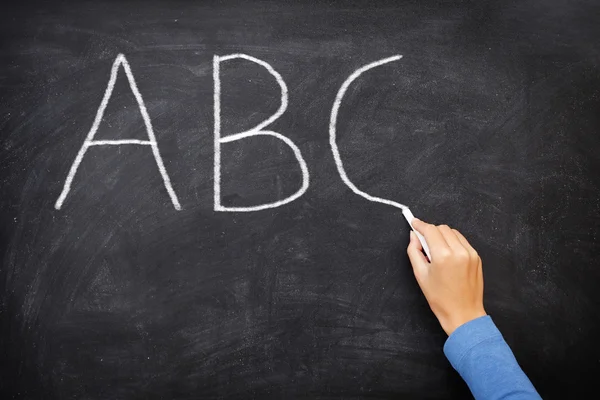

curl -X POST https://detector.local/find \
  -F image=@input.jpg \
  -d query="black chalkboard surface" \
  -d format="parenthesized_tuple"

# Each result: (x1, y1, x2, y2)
(1, 0, 599, 398)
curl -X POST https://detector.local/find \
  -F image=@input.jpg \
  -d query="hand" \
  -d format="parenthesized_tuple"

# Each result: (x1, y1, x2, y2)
(407, 219, 486, 335)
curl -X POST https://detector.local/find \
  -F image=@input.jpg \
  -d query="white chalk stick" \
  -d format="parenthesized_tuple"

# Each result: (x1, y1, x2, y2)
(402, 208, 431, 261)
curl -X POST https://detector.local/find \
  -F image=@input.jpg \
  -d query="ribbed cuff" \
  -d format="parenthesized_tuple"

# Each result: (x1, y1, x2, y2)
(443, 315, 502, 372)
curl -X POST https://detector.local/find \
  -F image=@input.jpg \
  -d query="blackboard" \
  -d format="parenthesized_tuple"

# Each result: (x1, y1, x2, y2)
(1, 0, 599, 398)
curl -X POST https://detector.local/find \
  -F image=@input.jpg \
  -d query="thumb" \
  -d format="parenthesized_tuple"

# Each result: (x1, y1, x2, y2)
(412, 218, 427, 234)
(407, 231, 428, 279)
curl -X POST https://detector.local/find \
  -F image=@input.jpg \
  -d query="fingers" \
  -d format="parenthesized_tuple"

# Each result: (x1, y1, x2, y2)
(452, 229, 479, 258)
(410, 230, 423, 251)
(412, 218, 449, 253)
(407, 231, 428, 278)
(412, 219, 480, 264)
(438, 225, 464, 252)
(452, 229, 471, 249)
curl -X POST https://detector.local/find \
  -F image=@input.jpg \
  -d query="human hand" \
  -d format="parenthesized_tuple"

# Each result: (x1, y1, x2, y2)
(407, 219, 486, 335)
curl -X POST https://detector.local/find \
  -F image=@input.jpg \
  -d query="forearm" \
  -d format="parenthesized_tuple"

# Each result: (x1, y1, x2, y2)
(444, 316, 541, 400)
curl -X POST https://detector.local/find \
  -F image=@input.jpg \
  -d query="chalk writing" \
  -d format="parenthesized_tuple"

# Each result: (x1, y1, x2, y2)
(56, 54, 409, 213)
(213, 54, 310, 212)
(54, 54, 181, 210)
(329, 55, 407, 211)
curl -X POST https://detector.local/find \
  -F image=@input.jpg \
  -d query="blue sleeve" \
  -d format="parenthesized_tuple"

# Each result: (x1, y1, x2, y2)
(443, 316, 542, 400)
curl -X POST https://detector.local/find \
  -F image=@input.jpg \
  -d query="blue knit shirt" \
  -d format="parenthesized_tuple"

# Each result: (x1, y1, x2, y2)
(444, 316, 542, 399)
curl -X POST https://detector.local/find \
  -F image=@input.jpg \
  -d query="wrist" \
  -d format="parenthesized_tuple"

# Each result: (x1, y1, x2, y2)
(440, 309, 487, 336)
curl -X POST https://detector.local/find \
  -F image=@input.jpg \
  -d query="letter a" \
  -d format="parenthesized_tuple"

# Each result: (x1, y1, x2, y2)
(329, 55, 408, 211)
(213, 54, 310, 212)
(55, 54, 181, 210)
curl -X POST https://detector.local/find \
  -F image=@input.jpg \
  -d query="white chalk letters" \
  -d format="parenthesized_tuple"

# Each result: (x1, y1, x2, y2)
(213, 54, 310, 212)
(54, 54, 181, 210)
(329, 55, 408, 211)
(57, 53, 405, 212)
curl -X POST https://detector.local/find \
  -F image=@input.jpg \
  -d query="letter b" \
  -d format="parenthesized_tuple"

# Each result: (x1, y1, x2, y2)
(213, 54, 309, 212)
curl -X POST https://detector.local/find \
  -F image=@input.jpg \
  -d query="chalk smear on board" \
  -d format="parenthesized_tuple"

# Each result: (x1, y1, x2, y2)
(329, 55, 407, 211)
(54, 54, 181, 210)
(213, 53, 309, 212)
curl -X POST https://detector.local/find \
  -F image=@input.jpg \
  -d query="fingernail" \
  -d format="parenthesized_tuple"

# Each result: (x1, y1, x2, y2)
(410, 231, 415, 241)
